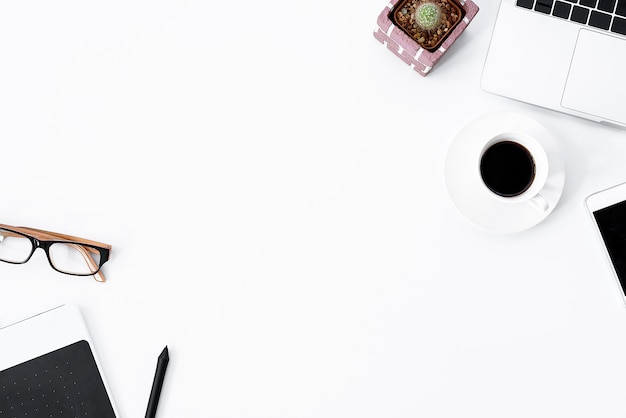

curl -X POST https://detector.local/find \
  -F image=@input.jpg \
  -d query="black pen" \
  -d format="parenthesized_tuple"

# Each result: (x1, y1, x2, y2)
(145, 346, 169, 418)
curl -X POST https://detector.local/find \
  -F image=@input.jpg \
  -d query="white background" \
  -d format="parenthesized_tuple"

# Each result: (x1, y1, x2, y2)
(2, 1, 626, 417)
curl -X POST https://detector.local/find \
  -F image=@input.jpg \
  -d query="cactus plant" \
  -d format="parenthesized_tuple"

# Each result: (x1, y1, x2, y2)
(374, 0, 480, 76)
(415, 2, 442, 31)
(392, 0, 463, 52)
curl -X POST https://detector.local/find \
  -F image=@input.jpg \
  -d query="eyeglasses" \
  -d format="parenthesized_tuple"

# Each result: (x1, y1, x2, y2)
(0, 223, 111, 282)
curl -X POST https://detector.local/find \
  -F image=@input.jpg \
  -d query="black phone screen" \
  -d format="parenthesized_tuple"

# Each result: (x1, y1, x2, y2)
(594, 199, 626, 294)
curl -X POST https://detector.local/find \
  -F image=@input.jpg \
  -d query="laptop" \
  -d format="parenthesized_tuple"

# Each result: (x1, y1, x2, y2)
(481, 0, 626, 127)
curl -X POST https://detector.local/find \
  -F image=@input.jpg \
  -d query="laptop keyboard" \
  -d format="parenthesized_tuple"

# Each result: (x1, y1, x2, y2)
(516, 0, 626, 35)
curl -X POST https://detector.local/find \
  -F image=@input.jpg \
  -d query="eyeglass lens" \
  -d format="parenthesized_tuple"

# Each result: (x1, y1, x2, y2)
(49, 243, 101, 275)
(0, 229, 32, 263)
(0, 228, 101, 275)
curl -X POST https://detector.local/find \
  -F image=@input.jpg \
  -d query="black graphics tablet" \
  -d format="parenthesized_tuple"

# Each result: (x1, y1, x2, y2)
(0, 305, 118, 417)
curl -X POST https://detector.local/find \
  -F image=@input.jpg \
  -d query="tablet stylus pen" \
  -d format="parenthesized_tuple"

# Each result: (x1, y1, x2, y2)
(145, 346, 169, 418)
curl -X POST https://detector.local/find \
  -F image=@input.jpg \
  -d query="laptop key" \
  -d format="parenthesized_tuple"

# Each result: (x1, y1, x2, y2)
(520, 0, 624, 34)
(553, 1, 572, 17)
(598, 0, 617, 11)
(589, 10, 612, 29)
(612, 16, 626, 33)
(571, 5, 590, 22)
(535, 0, 554, 12)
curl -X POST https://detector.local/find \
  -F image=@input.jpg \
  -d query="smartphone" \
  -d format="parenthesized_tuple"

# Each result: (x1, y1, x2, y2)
(586, 181, 626, 303)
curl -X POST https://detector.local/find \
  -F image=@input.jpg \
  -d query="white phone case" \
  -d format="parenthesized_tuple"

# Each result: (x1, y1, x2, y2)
(586, 181, 626, 306)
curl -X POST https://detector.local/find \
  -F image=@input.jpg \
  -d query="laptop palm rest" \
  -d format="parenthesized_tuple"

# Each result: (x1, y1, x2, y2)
(562, 29, 626, 125)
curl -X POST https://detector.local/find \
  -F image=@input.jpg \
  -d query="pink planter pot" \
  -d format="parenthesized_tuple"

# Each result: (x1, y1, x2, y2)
(374, 0, 479, 76)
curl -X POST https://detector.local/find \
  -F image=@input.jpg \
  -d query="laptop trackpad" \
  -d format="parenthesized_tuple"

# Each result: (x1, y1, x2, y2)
(562, 29, 626, 125)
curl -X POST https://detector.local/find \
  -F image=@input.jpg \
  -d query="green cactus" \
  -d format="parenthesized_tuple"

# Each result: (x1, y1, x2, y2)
(414, 2, 442, 31)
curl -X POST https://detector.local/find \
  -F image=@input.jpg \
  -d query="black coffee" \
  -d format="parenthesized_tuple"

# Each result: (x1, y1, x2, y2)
(480, 140, 536, 197)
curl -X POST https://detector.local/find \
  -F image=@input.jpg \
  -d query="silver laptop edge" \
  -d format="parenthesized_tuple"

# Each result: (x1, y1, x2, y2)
(482, 0, 626, 128)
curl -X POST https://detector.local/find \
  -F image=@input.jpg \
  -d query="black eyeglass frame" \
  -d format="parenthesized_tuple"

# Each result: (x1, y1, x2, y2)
(0, 224, 111, 282)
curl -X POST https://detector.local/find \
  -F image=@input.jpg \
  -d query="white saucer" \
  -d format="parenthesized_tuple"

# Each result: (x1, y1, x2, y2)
(445, 112, 565, 233)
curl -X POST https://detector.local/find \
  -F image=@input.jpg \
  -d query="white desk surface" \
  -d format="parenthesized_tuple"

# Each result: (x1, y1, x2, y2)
(2, 1, 626, 417)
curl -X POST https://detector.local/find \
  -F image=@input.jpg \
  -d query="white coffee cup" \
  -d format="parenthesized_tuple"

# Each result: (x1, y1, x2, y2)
(478, 132, 550, 212)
